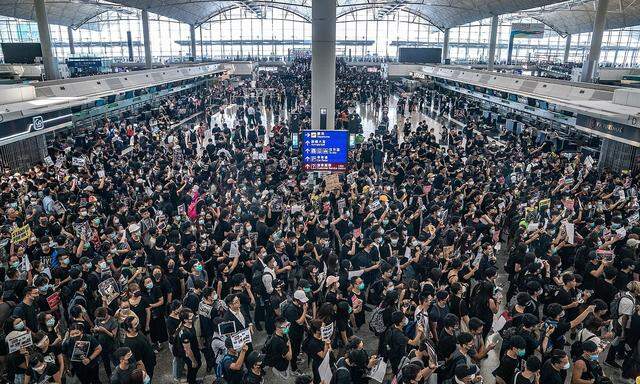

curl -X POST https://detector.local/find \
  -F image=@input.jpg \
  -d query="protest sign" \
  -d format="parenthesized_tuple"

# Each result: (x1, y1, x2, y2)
(72, 221, 92, 240)
(52, 201, 66, 214)
(584, 155, 595, 168)
(564, 222, 575, 244)
(11, 225, 31, 243)
(290, 204, 304, 214)
(321, 323, 334, 341)
(368, 200, 382, 212)
(347, 269, 365, 280)
(230, 328, 252, 350)
(367, 358, 387, 383)
(346, 171, 358, 185)
(291, 158, 299, 168)
(177, 204, 186, 216)
(97, 170, 105, 179)
(98, 278, 120, 305)
(46, 292, 60, 309)
(538, 198, 550, 209)
(7, 331, 32, 353)
(70, 340, 90, 362)
(324, 173, 341, 191)
(229, 240, 240, 258)
(43, 156, 54, 167)
(251, 152, 260, 160)
(198, 302, 213, 317)
(337, 198, 346, 212)
(271, 196, 283, 212)
(563, 199, 575, 211)
(71, 157, 86, 167)
(353, 228, 362, 238)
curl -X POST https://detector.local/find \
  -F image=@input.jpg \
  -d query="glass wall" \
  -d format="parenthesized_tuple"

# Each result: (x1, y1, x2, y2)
(1, 7, 640, 66)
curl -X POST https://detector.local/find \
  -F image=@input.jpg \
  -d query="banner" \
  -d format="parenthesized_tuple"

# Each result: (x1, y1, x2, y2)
(11, 225, 31, 244)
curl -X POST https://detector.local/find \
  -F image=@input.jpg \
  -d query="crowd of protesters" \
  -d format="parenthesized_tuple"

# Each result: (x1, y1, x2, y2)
(0, 56, 638, 384)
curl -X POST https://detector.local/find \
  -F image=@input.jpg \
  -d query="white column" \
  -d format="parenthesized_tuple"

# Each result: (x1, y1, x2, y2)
(581, 0, 610, 82)
(487, 15, 499, 71)
(190, 24, 197, 61)
(442, 28, 450, 64)
(67, 26, 75, 55)
(34, 0, 59, 80)
(142, 10, 152, 68)
(563, 34, 572, 64)
(311, 0, 337, 130)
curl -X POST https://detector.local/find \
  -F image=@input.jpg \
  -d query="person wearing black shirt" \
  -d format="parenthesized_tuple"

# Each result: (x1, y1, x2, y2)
(514, 356, 541, 384)
(303, 320, 332, 384)
(12, 286, 39, 332)
(175, 309, 200, 384)
(385, 311, 425, 374)
(593, 266, 618, 304)
(198, 287, 218, 373)
(244, 351, 266, 384)
(540, 350, 570, 384)
(122, 316, 156, 379)
(61, 322, 102, 384)
(283, 289, 308, 374)
(110, 347, 138, 384)
(263, 317, 292, 377)
(493, 335, 525, 384)
(436, 314, 459, 361)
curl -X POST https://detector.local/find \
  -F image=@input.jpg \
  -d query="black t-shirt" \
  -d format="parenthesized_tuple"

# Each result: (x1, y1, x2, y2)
(305, 336, 325, 368)
(223, 354, 244, 384)
(176, 326, 200, 360)
(123, 333, 156, 370)
(514, 372, 535, 384)
(493, 354, 520, 382)
(283, 303, 303, 338)
(110, 365, 134, 384)
(264, 333, 289, 371)
(540, 360, 566, 384)
(437, 330, 457, 360)
(593, 278, 617, 304)
(386, 327, 409, 362)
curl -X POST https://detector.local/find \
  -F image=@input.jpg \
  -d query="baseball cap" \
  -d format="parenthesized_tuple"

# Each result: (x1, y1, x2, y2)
(293, 289, 309, 303)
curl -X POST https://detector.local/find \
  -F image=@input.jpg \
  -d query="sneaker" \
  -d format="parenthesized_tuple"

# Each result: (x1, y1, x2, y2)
(604, 360, 622, 369)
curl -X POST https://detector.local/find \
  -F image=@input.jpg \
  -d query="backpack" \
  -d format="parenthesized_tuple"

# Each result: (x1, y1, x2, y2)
(570, 333, 597, 361)
(215, 354, 236, 384)
(610, 292, 634, 320)
(369, 305, 386, 335)
(330, 365, 350, 384)
(251, 268, 268, 297)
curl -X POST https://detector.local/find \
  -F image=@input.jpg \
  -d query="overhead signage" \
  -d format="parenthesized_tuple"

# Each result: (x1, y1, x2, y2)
(302, 130, 349, 172)
(576, 114, 640, 146)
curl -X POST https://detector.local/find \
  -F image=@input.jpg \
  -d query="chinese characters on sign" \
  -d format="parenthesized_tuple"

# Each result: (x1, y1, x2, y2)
(302, 130, 349, 172)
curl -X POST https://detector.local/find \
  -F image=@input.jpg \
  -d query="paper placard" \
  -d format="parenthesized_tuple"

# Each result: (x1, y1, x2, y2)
(346, 171, 358, 185)
(527, 223, 539, 232)
(347, 269, 365, 279)
(97, 170, 105, 179)
(564, 222, 575, 245)
(616, 227, 627, 238)
(70, 340, 90, 362)
(291, 158, 299, 168)
(98, 278, 120, 305)
(366, 358, 387, 383)
(324, 173, 341, 191)
(337, 198, 346, 213)
(229, 240, 240, 258)
(198, 302, 213, 318)
(368, 200, 382, 212)
(230, 328, 252, 350)
(71, 157, 86, 167)
(353, 228, 362, 238)
(321, 323, 334, 341)
(291, 204, 304, 214)
(7, 331, 32, 353)
(46, 292, 60, 309)
(563, 199, 575, 211)
(121, 146, 134, 156)
(538, 198, 550, 209)
(177, 204, 186, 216)
(43, 156, 54, 167)
(11, 225, 31, 244)
(584, 155, 595, 168)
(251, 152, 260, 160)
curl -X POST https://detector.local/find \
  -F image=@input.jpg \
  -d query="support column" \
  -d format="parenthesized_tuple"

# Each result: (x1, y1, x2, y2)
(190, 24, 197, 61)
(563, 34, 572, 64)
(126, 31, 134, 61)
(34, 0, 59, 80)
(581, 0, 609, 82)
(141, 9, 152, 69)
(67, 26, 75, 55)
(442, 28, 450, 64)
(311, 0, 336, 130)
(487, 15, 499, 71)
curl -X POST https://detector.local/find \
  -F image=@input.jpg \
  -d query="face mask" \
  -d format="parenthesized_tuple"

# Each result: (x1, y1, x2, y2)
(517, 349, 526, 357)
(348, 306, 353, 314)
(46, 318, 56, 327)
(303, 287, 311, 293)
(246, 226, 252, 232)
(590, 354, 598, 361)
(195, 264, 203, 272)
(559, 311, 565, 318)
(283, 326, 290, 334)
(99, 261, 107, 269)
(382, 220, 389, 226)
(562, 362, 570, 370)
(15, 321, 25, 331)
(145, 283, 153, 290)
(358, 283, 365, 290)
(143, 374, 151, 384)
(401, 317, 409, 327)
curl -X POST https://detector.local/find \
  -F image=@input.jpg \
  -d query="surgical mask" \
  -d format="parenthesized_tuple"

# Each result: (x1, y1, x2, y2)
(246, 225, 252, 232)
(348, 306, 353, 314)
(401, 317, 409, 327)
(303, 287, 311, 293)
(99, 261, 107, 269)
(517, 349, 526, 357)
(390, 239, 398, 246)
(145, 283, 153, 290)
(15, 321, 25, 331)
(283, 326, 290, 334)
(358, 283, 365, 290)
(46, 318, 56, 327)
(62, 258, 70, 266)
(39, 285, 50, 293)
(382, 219, 389, 226)
(590, 354, 598, 361)
(562, 362, 570, 370)
(195, 264, 203, 272)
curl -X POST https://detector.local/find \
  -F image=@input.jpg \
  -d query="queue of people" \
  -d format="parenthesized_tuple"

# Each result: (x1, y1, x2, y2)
(0, 57, 638, 384)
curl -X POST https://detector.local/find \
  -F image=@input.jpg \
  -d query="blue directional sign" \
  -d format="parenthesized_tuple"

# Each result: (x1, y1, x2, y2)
(302, 130, 349, 171)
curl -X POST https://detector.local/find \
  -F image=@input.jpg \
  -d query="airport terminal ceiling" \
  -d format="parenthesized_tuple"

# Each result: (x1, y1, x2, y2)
(2, 0, 640, 33)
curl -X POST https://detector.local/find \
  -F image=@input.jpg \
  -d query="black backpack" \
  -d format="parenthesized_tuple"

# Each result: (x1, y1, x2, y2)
(251, 269, 268, 297)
